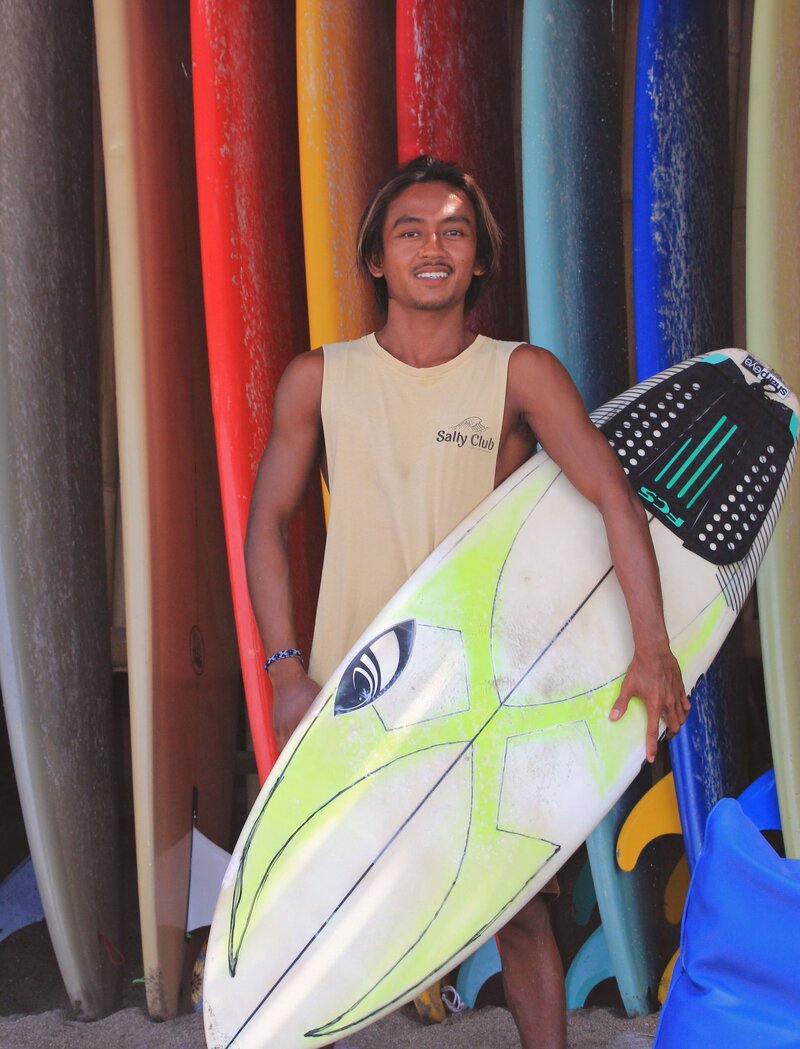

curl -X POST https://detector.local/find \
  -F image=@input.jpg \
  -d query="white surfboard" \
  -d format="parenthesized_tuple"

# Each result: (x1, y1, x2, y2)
(204, 349, 797, 1048)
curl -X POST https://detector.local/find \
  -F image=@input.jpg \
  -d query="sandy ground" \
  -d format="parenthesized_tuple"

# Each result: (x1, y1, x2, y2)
(0, 912, 660, 1049)
(0, 1001, 658, 1049)
(0, 752, 662, 1049)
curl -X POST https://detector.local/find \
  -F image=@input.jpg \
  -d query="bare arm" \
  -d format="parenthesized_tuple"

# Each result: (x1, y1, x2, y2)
(244, 350, 324, 749)
(509, 346, 690, 762)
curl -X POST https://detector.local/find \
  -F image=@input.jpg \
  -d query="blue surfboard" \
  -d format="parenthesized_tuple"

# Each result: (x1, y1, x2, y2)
(633, 0, 747, 869)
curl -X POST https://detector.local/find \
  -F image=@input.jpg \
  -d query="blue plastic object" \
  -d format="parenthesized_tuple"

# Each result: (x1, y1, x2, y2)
(654, 799, 800, 1048)
(585, 771, 659, 1016)
(565, 925, 612, 1009)
(0, 856, 44, 942)
(455, 937, 502, 1009)
(572, 860, 596, 927)
(738, 768, 781, 831)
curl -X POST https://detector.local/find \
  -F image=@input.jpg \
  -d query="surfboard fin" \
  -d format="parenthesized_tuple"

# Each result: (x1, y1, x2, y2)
(0, 856, 44, 943)
(412, 980, 448, 1024)
(187, 829, 231, 933)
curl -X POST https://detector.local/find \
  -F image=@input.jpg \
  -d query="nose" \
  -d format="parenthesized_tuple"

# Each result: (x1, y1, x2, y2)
(418, 231, 446, 257)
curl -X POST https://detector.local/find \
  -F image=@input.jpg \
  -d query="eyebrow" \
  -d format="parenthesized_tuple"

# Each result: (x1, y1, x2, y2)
(390, 212, 474, 230)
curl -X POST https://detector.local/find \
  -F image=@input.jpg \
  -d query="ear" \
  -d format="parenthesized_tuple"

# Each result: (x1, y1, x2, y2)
(367, 252, 384, 279)
(473, 260, 487, 277)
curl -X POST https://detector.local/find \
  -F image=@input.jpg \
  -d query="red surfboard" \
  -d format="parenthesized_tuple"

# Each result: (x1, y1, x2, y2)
(191, 1, 324, 780)
(396, 0, 524, 340)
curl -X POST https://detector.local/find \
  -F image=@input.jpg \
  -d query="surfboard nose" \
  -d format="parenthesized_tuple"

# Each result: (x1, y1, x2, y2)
(205, 741, 474, 1049)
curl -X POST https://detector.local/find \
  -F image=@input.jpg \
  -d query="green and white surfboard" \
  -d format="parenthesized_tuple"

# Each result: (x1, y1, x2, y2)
(204, 349, 797, 1049)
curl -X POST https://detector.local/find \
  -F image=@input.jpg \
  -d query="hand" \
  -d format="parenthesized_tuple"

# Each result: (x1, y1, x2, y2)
(269, 658, 321, 752)
(608, 646, 690, 763)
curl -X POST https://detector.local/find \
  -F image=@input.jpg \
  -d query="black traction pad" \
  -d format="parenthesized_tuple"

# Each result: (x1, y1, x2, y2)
(600, 357, 795, 565)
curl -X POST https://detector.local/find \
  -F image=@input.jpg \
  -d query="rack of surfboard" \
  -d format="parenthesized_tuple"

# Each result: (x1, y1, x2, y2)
(0, 0, 797, 1032)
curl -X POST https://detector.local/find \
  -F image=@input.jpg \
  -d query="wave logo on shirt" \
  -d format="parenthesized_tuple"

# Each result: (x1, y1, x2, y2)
(436, 416, 495, 451)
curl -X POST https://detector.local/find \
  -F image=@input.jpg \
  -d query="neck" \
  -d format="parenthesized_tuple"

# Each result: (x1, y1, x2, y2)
(375, 303, 476, 368)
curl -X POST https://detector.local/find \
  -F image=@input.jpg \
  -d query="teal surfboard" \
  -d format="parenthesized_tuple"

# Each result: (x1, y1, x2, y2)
(521, 0, 628, 409)
(521, 1, 656, 1014)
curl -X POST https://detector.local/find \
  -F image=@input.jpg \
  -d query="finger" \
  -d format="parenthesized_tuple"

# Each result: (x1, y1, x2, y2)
(609, 683, 633, 722)
(661, 700, 676, 735)
(668, 710, 684, 738)
(646, 730, 658, 762)
(646, 707, 660, 763)
(672, 693, 689, 731)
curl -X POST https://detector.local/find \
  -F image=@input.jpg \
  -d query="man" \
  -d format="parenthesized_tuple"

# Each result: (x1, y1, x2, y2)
(245, 155, 689, 1049)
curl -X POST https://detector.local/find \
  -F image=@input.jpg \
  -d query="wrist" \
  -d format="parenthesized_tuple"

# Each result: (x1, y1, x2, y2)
(266, 652, 307, 684)
(632, 631, 672, 658)
(264, 647, 303, 671)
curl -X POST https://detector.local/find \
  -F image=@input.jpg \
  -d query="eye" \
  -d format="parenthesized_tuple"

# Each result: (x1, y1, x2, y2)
(334, 621, 415, 715)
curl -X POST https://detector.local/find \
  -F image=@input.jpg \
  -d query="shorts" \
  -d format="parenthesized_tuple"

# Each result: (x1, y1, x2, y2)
(540, 874, 560, 899)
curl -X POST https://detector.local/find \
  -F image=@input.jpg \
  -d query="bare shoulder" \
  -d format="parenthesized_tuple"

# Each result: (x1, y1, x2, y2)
(507, 343, 581, 413)
(276, 349, 324, 420)
(508, 342, 569, 382)
(282, 348, 324, 385)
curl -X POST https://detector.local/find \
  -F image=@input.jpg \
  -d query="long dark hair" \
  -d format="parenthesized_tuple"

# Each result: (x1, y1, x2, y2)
(356, 154, 503, 314)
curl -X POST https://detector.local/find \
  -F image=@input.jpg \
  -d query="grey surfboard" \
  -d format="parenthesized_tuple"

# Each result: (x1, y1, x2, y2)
(0, 0, 122, 1019)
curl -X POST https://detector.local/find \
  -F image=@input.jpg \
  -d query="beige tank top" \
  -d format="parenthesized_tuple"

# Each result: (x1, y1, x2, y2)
(308, 332, 521, 684)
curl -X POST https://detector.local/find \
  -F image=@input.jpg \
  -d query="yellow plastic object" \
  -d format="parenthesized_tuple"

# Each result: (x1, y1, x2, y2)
(616, 772, 682, 871)
(659, 949, 680, 1004)
(664, 854, 690, 925)
(413, 981, 448, 1024)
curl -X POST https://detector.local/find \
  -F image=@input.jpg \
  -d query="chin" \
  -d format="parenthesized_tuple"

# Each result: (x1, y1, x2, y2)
(410, 295, 459, 312)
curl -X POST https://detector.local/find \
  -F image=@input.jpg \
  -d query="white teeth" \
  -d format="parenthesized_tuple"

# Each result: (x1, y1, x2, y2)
(416, 271, 448, 279)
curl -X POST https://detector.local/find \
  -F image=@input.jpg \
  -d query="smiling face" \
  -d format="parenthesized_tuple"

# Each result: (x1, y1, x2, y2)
(367, 181, 487, 314)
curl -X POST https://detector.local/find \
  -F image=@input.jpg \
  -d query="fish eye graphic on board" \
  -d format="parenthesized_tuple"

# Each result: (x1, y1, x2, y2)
(335, 620, 473, 731)
(335, 621, 416, 714)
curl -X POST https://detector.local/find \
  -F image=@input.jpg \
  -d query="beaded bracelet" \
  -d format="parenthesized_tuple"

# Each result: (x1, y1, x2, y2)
(264, 648, 304, 671)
